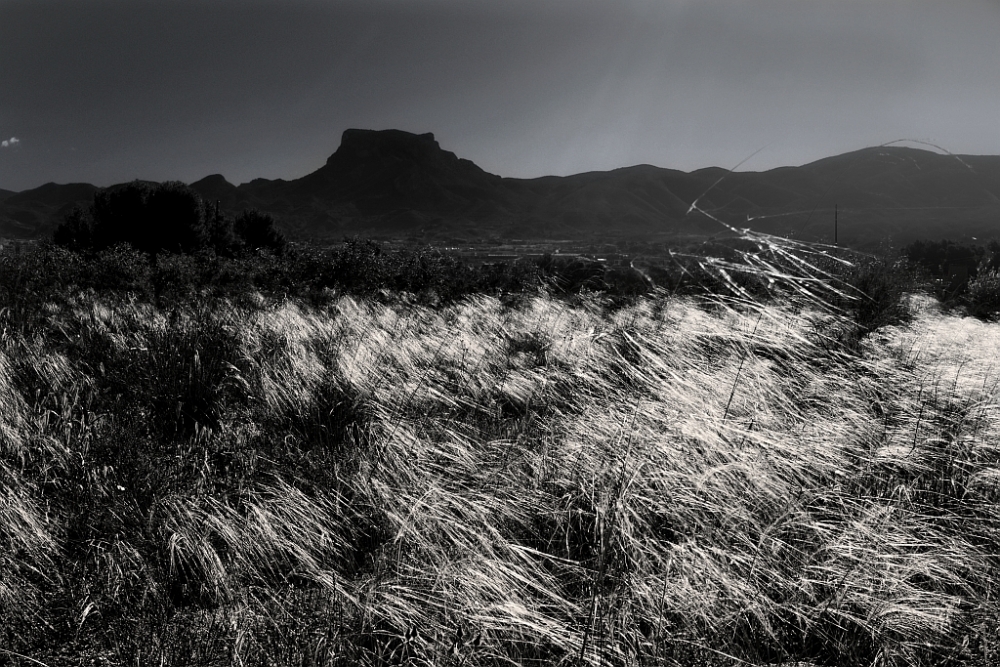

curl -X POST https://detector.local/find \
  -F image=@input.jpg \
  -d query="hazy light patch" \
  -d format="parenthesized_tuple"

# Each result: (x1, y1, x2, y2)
(0, 137, 19, 148)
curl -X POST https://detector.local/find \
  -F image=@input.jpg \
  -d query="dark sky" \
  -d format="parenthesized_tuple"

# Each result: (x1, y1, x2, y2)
(2, 0, 1000, 191)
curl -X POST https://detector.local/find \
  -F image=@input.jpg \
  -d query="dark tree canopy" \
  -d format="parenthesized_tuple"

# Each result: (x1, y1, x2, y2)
(92, 181, 152, 251)
(52, 207, 93, 252)
(234, 209, 285, 254)
(54, 181, 285, 256)
(144, 181, 207, 254)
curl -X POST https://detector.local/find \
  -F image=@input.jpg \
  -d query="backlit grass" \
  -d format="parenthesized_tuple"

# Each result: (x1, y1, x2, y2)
(1, 245, 1000, 665)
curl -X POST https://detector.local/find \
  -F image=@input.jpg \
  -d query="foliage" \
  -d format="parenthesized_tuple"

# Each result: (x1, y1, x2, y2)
(144, 181, 209, 253)
(52, 181, 286, 257)
(819, 253, 917, 347)
(904, 239, 1000, 300)
(966, 269, 1000, 321)
(52, 206, 93, 252)
(233, 209, 286, 254)
(903, 239, 1000, 320)
(90, 180, 153, 251)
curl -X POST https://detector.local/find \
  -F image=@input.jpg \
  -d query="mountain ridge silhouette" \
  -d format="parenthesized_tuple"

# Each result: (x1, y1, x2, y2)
(4, 130, 1000, 245)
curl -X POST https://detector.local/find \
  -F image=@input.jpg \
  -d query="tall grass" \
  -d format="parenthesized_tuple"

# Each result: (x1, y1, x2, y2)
(1, 233, 998, 665)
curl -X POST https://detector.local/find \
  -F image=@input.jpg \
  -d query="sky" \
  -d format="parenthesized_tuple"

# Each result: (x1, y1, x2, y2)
(2, 0, 1000, 191)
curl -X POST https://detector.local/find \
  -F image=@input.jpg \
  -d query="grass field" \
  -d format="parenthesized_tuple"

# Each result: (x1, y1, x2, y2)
(3, 240, 1000, 666)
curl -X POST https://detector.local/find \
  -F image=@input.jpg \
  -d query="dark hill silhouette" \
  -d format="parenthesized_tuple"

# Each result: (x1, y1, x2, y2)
(293, 129, 508, 212)
(5, 130, 1000, 244)
(0, 182, 99, 238)
(232, 129, 516, 237)
(4, 182, 99, 207)
(686, 147, 1000, 242)
(189, 174, 241, 209)
(188, 173, 256, 221)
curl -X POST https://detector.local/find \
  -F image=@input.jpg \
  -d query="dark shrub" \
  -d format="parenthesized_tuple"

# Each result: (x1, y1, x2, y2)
(56, 181, 215, 256)
(538, 254, 605, 293)
(808, 253, 917, 350)
(904, 239, 991, 303)
(839, 255, 915, 333)
(0, 244, 83, 328)
(91, 181, 152, 251)
(144, 182, 208, 254)
(966, 270, 1000, 321)
(204, 203, 239, 257)
(234, 209, 285, 254)
(52, 207, 94, 252)
(84, 245, 153, 296)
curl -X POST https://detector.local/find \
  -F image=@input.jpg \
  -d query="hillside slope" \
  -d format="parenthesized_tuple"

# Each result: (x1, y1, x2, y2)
(5, 130, 1000, 244)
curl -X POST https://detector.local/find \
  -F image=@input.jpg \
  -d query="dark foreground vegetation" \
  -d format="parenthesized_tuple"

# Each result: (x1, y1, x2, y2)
(5, 192, 1000, 665)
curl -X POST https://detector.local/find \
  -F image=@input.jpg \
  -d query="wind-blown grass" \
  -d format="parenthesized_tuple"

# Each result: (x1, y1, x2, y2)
(0, 239, 998, 665)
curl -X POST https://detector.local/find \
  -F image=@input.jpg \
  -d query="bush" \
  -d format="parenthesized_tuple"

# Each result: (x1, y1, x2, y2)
(90, 181, 152, 251)
(144, 181, 208, 254)
(55, 181, 209, 255)
(837, 255, 915, 334)
(84, 245, 154, 296)
(0, 244, 84, 329)
(52, 207, 93, 252)
(904, 239, 999, 304)
(233, 209, 285, 254)
(53, 182, 288, 258)
(966, 270, 1000, 320)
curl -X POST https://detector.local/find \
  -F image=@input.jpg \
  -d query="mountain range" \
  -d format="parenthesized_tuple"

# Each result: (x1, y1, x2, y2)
(3, 129, 1000, 246)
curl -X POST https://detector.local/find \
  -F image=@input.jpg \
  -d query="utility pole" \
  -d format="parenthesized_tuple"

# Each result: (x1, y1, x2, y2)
(834, 204, 838, 245)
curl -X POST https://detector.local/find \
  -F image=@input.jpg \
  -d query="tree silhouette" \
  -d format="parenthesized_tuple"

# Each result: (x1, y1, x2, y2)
(55, 182, 285, 257)
(233, 209, 285, 253)
(90, 181, 152, 251)
(144, 181, 207, 253)
(52, 206, 93, 252)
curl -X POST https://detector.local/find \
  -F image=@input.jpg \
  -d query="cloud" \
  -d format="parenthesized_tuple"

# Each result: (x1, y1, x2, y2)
(0, 137, 20, 148)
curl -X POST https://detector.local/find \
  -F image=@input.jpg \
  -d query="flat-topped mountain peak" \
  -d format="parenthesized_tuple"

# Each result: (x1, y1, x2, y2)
(328, 129, 442, 165)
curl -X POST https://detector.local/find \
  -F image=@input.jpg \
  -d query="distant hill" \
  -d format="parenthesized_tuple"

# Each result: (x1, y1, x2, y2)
(4, 130, 1000, 245)
(0, 182, 99, 239)
(193, 135, 1000, 244)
